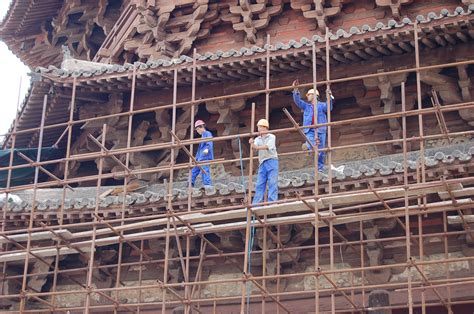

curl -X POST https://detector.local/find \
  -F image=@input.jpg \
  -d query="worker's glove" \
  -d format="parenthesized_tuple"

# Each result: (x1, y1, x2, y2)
(202, 149, 209, 156)
(292, 79, 299, 92)
(328, 90, 334, 100)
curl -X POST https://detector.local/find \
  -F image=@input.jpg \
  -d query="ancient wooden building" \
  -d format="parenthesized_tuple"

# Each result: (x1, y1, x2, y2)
(0, 0, 474, 313)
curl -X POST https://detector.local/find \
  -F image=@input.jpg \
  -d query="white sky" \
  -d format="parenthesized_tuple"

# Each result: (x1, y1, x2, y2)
(0, 1, 31, 143)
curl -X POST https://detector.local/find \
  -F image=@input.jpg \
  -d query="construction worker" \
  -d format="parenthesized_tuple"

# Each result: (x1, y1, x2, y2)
(292, 80, 333, 170)
(249, 119, 279, 205)
(191, 120, 213, 187)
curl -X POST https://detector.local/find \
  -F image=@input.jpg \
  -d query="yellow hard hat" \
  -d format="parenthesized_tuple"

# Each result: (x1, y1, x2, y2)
(306, 89, 320, 96)
(257, 119, 269, 128)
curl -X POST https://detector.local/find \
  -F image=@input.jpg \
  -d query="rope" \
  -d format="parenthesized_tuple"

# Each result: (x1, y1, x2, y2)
(238, 137, 256, 313)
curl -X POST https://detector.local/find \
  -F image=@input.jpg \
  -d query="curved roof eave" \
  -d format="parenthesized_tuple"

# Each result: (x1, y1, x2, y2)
(0, 0, 63, 36)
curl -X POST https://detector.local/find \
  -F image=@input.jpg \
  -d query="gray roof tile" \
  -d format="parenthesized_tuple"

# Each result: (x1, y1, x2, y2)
(4, 141, 473, 213)
(32, 7, 473, 79)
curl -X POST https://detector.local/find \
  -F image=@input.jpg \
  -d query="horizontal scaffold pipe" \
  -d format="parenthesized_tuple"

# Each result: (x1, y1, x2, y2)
(3, 58, 474, 139)
(1, 118, 474, 189)
(5, 255, 474, 300)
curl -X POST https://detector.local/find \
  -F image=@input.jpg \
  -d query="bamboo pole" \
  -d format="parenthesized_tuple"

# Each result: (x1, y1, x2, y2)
(325, 27, 337, 314)
(19, 94, 49, 313)
(240, 102, 255, 314)
(6, 223, 474, 285)
(1, 76, 23, 307)
(262, 33, 271, 314)
(311, 39, 321, 314)
(1, 99, 474, 179)
(22, 58, 474, 129)
(3, 57, 474, 149)
(84, 124, 107, 314)
(161, 68, 179, 314)
(402, 78, 414, 314)
(184, 47, 198, 314)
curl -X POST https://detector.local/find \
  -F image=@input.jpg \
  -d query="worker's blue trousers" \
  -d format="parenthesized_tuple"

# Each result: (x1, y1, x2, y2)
(191, 165, 212, 187)
(305, 130, 327, 170)
(252, 158, 279, 205)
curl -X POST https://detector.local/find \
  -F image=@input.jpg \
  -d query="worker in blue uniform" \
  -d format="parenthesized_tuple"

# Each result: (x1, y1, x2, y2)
(191, 120, 213, 187)
(249, 119, 279, 205)
(292, 80, 334, 170)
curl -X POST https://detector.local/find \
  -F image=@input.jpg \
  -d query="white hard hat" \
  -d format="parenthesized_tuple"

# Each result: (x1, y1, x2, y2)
(257, 119, 269, 128)
(306, 89, 319, 96)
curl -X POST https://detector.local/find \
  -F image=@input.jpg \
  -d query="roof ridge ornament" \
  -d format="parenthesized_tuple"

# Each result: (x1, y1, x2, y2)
(60, 44, 116, 72)
(61, 45, 72, 60)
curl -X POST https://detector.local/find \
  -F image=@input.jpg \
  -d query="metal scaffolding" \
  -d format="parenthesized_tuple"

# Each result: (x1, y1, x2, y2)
(0, 23, 473, 313)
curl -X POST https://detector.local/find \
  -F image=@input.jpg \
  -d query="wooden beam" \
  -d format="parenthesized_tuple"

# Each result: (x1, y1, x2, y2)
(0, 247, 92, 263)
(0, 230, 73, 244)
(447, 215, 474, 225)
(439, 186, 474, 200)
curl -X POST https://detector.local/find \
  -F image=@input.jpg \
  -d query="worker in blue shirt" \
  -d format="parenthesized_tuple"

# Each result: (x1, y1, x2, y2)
(249, 119, 279, 205)
(191, 120, 213, 187)
(292, 80, 333, 170)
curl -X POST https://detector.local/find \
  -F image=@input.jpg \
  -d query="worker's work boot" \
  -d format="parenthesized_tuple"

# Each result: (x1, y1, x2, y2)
(201, 185, 214, 194)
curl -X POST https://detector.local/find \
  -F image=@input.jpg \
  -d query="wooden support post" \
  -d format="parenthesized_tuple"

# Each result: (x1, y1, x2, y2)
(114, 64, 137, 313)
(19, 94, 48, 313)
(240, 102, 256, 314)
(162, 68, 178, 314)
(84, 124, 107, 314)
(416, 161, 426, 314)
(402, 80, 414, 314)
(184, 47, 198, 314)
(312, 40, 321, 314)
(430, 89, 451, 143)
(324, 26, 336, 314)
(1, 76, 23, 310)
(52, 77, 77, 309)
